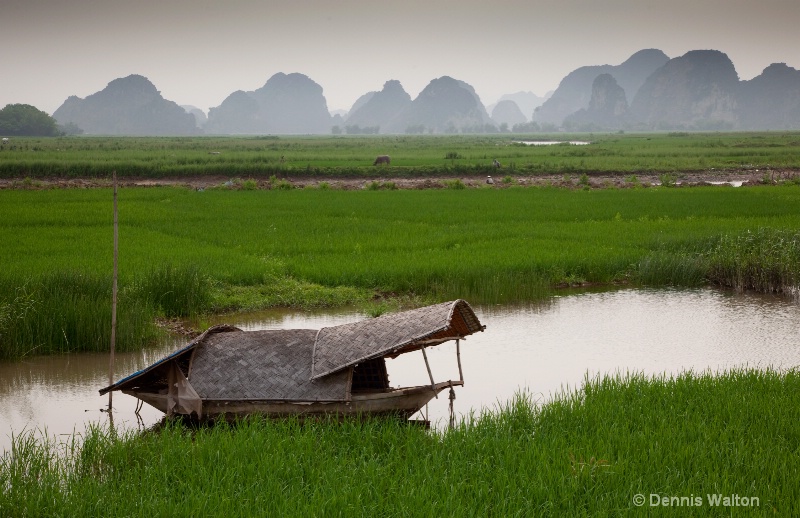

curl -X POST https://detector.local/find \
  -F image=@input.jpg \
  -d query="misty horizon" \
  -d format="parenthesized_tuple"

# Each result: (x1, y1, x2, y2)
(2, 0, 798, 117)
(28, 48, 796, 119)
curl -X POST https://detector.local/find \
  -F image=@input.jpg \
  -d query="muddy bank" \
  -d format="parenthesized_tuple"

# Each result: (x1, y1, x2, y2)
(1, 169, 798, 190)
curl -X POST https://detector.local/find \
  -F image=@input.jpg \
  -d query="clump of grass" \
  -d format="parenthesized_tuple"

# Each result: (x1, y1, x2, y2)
(210, 277, 369, 312)
(782, 174, 800, 186)
(14, 177, 44, 189)
(635, 251, 708, 286)
(132, 263, 212, 318)
(267, 175, 293, 190)
(240, 178, 258, 190)
(365, 181, 397, 191)
(364, 301, 392, 317)
(0, 272, 160, 360)
(706, 228, 800, 293)
(443, 179, 466, 190)
(659, 173, 677, 187)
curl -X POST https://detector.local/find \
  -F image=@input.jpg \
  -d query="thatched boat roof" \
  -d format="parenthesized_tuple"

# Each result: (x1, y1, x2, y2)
(311, 299, 484, 379)
(100, 300, 484, 402)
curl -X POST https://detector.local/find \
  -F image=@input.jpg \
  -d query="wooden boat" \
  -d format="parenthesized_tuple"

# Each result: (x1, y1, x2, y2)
(99, 300, 485, 420)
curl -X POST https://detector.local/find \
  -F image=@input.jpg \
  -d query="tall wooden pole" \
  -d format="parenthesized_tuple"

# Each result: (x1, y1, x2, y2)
(108, 171, 118, 412)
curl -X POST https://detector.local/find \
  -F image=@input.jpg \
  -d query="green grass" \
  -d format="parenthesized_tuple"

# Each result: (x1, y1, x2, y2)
(2, 184, 800, 358)
(1, 132, 800, 180)
(706, 227, 800, 292)
(2, 368, 796, 516)
(0, 272, 160, 358)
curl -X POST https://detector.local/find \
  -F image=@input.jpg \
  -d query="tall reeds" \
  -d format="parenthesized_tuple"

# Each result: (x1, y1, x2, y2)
(0, 266, 210, 360)
(2, 368, 797, 515)
(706, 227, 800, 293)
(132, 263, 212, 318)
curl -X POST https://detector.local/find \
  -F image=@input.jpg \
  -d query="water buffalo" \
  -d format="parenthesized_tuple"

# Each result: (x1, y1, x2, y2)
(373, 155, 391, 166)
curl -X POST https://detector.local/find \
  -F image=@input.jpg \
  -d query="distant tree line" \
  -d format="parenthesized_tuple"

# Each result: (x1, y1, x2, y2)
(0, 104, 83, 136)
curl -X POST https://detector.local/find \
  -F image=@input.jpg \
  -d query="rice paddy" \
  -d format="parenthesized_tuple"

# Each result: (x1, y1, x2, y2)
(2, 134, 799, 515)
(2, 181, 800, 359)
(1, 132, 799, 179)
(1, 368, 796, 516)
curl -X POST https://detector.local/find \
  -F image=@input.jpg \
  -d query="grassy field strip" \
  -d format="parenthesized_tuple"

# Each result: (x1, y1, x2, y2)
(2, 185, 800, 358)
(1, 368, 796, 515)
(1, 133, 800, 178)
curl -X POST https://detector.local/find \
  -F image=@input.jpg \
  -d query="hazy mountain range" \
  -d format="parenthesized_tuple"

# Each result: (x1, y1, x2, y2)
(51, 49, 800, 135)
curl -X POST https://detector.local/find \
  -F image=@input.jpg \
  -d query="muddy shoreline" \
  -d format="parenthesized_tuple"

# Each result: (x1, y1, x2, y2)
(1, 168, 797, 190)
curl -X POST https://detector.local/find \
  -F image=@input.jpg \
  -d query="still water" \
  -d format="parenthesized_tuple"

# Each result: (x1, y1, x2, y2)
(513, 140, 591, 146)
(2, 287, 798, 452)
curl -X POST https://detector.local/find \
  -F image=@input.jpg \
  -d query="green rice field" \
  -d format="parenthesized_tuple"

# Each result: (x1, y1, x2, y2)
(2, 134, 799, 515)
(1, 132, 799, 179)
(1, 368, 796, 516)
(1, 180, 800, 359)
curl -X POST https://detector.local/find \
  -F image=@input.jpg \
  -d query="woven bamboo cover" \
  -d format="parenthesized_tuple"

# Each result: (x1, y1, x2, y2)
(311, 299, 483, 380)
(189, 329, 350, 401)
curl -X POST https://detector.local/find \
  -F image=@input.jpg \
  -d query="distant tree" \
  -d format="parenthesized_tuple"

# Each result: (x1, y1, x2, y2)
(57, 122, 84, 135)
(0, 104, 60, 136)
(512, 121, 540, 132)
(344, 124, 380, 135)
(331, 125, 342, 135)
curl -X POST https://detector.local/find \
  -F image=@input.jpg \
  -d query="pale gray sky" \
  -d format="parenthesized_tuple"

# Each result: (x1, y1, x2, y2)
(2, 0, 798, 115)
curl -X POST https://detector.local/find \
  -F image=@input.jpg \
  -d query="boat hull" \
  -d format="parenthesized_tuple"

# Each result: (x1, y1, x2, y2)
(123, 380, 462, 420)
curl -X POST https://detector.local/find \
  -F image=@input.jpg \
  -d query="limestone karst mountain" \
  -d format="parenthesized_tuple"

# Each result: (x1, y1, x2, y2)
(491, 100, 527, 128)
(385, 76, 494, 134)
(629, 50, 740, 130)
(46, 51, 800, 135)
(346, 92, 376, 119)
(52, 74, 199, 135)
(563, 74, 629, 130)
(533, 49, 669, 126)
(736, 63, 800, 130)
(533, 48, 800, 130)
(181, 105, 208, 129)
(490, 91, 548, 121)
(344, 80, 412, 132)
(206, 72, 332, 134)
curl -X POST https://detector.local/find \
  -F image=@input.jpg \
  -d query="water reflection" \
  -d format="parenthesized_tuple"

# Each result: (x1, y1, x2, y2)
(2, 288, 798, 451)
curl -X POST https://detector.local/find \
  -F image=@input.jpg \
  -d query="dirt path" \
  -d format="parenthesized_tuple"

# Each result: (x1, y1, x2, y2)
(2, 169, 797, 190)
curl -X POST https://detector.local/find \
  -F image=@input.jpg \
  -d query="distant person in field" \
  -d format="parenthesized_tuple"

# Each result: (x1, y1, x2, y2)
(373, 155, 390, 166)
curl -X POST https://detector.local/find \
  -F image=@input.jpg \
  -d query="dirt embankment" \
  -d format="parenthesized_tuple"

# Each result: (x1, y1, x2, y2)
(1, 169, 798, 190)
